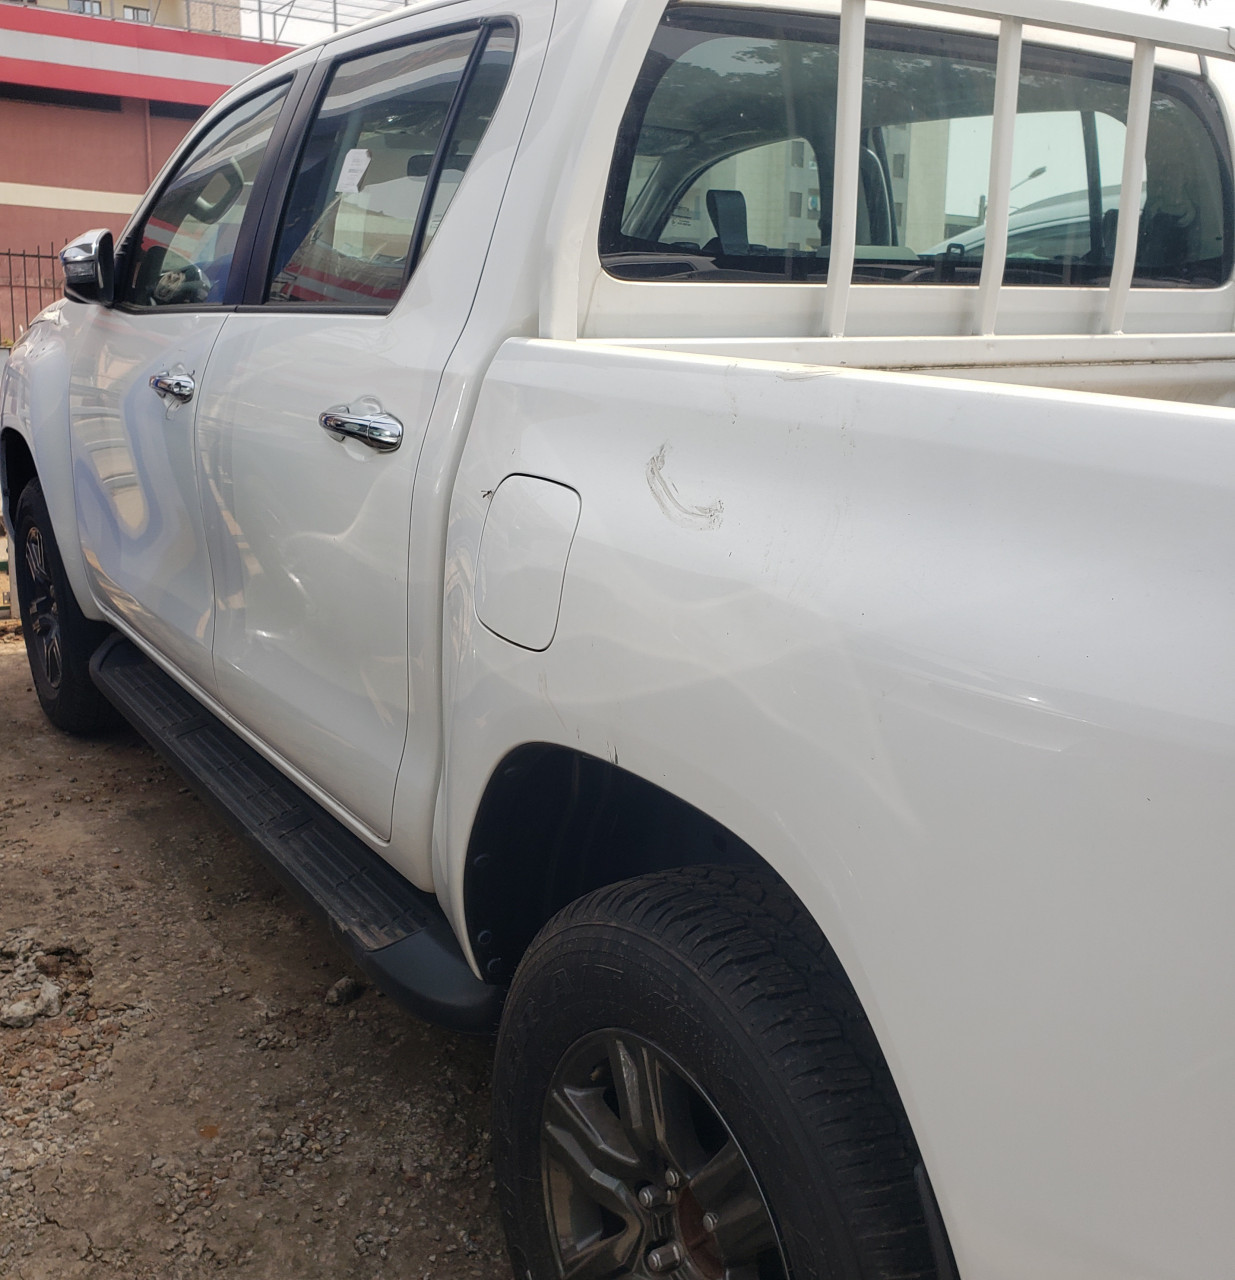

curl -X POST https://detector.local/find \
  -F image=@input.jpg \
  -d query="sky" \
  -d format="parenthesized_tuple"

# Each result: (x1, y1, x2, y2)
(1085, 0, 1235, 27)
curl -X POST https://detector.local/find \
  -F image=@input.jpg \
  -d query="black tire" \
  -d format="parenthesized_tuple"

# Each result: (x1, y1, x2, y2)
(492, 867, 936, 1280)
(12, 479, 115, 734)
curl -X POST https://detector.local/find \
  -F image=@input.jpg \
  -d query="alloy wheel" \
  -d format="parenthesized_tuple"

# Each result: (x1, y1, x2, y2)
(23, 525, 63, 691)
(542, 1029, 786, 1280)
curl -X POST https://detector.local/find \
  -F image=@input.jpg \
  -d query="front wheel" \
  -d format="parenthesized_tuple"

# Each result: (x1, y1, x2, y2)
(12, 479, 115, 734)
(492, 867, 937, 1280)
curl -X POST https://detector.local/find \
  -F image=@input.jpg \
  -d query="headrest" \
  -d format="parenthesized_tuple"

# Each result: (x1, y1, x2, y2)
(407, 150, 472, 179)
(706, 189, 750, 256)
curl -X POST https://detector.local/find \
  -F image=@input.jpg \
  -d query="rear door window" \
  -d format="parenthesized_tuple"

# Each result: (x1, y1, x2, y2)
(267, 23, 515, 309)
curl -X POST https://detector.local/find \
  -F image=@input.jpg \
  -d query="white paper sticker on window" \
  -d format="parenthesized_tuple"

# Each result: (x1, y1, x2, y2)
(336, 148, 372, 194)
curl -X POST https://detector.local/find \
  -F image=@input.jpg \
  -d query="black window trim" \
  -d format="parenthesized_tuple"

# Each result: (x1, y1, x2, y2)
(237, 15, 518, 317)
(112, 69, 312, 316)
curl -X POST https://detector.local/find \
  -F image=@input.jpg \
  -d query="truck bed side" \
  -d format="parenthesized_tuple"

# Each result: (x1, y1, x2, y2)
(444, 336, 1235, 1280)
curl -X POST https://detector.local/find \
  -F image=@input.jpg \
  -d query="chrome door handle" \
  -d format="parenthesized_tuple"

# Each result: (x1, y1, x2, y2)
(150, 372, 195, 403)
(319, 407, 403, 452)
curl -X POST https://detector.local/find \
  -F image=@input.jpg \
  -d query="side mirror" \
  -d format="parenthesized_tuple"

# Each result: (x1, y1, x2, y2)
(60, 229, 115, 306)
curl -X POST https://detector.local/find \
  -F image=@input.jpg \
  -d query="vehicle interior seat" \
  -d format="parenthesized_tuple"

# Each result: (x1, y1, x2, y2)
(705, 189, 751, 256)
(1102, 206, 1120, 262)
(857, 146, 893, 246)
(407, 147, 470, 178)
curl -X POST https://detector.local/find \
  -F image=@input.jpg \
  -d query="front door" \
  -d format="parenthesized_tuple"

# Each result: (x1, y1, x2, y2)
(197, 17, 519, 838)
(69, 80, 294, 695)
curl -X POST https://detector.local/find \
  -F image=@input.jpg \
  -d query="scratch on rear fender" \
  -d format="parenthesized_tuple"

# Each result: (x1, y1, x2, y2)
(646, 443, 724, 531)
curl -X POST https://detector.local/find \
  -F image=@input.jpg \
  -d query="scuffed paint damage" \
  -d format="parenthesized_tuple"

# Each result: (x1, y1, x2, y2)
(645, 442, 724, 531)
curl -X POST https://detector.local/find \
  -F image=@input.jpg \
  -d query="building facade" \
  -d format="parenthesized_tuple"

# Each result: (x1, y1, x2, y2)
(0, 0, 294, 253)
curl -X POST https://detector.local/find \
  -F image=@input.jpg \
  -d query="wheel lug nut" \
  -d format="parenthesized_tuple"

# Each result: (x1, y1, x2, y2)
(664, 1168, 682, 1188)
(646, 1243, 684, 1273)
(638, 1185, 677, 1209)
(702, 1211, 719, 1233)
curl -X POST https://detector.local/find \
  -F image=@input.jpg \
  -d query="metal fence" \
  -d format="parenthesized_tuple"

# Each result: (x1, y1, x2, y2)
(1, 247, 61, 349)
(246, 0, 407, 43)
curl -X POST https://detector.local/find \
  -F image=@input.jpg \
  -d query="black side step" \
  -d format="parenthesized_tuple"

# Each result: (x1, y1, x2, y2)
(90, 635, 502, 1036)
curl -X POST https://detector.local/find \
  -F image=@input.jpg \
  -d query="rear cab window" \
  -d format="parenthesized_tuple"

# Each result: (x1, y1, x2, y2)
(601, 5, 1232, 290)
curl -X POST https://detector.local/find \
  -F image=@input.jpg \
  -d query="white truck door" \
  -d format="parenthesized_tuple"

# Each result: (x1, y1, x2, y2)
(196, 13, 525, 840)
(68, 81, 294, 697)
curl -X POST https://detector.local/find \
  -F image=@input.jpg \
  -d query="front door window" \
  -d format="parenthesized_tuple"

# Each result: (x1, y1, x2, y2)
(125, 82, 290, 308)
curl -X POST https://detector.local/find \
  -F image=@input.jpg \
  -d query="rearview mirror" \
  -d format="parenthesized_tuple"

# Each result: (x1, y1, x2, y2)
(190, 157, 245, 225)
(60, 229, 115, 306)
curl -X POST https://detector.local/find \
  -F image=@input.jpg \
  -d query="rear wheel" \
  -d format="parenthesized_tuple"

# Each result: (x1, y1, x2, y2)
(492, 867, 936, 1280)
(13, 479, 115, 734)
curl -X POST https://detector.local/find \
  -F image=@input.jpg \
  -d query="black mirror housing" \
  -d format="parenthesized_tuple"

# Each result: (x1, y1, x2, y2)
(61, 229, 116, 306)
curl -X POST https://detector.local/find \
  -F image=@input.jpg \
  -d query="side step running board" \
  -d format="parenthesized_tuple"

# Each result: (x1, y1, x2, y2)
(90, 635, 502, 1036)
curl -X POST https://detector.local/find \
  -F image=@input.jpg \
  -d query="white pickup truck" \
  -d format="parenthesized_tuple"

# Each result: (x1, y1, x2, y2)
(3, 0, 1234, 1274)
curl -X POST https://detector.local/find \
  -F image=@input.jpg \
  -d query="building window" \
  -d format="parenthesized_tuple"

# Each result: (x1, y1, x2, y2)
(150, 100, 205, 121)
(790, 140, 805, 168)
(68, 0, 103, 13)
(124, 5, 152, 19)
(0, 83, 122, 111)
(788, 190, 803, 219)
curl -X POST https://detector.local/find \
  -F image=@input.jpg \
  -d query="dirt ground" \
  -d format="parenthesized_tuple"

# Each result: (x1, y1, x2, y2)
(0, 623, 513, 1280)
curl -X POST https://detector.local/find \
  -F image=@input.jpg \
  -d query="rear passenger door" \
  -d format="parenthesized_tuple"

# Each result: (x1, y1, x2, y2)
(194, 10, 525, 840)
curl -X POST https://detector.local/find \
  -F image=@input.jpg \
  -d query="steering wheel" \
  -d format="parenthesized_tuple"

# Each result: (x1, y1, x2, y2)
(152, 259, 212, 306)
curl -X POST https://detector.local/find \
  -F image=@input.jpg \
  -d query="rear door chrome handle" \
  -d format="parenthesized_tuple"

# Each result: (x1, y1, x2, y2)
(319, 407, 403, 452)
(149, 372, 195, 403)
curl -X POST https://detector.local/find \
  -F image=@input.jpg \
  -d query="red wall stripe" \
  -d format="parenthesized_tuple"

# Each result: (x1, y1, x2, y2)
(0, 55, 232, 107)
(0, 5, 295, 65)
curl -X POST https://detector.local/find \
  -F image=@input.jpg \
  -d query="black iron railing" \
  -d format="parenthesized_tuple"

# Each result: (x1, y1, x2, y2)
(1, 247, 62, 349)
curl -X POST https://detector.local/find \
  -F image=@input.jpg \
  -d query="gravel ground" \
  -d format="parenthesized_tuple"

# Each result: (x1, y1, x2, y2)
(0, 623, 513, 1280)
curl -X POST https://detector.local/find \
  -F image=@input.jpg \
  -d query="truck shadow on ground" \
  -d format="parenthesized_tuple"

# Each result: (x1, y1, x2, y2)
(0, 633, 511, 1280)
